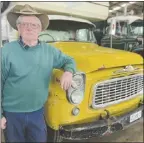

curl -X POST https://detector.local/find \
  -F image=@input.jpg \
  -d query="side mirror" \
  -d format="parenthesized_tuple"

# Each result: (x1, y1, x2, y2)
(109, 19, 116, 36)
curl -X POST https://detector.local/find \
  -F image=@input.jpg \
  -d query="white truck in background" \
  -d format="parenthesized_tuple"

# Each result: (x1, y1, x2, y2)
(1, 1, 109, 45)
(1, 1, 109, 20)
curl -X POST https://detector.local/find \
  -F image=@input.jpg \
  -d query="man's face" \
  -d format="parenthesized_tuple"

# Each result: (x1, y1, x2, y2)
(17, 16, 42, 41)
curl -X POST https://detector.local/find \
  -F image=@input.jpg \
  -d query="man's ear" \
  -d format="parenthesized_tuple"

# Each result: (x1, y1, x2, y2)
(40, 26, 42, 32)
(17, 25, 21, 37)
(39, 23, 42, 32)
(17, 25, 20, 32)
(38, 27, 42, 33)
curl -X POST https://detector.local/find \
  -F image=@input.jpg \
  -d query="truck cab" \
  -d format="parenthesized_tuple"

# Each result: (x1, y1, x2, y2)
(101, 16, 143, 57)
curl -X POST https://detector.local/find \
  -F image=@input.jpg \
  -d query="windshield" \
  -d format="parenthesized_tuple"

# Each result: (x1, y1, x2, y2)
(105, 21, 128, 36)
(38, 20, 96, 43)
(129, 20, 143, 36)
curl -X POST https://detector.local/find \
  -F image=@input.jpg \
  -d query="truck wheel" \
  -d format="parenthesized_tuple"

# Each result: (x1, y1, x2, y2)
(47, 125, 63, 142)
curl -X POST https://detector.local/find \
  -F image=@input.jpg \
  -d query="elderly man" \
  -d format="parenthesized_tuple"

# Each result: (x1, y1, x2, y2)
(1, 4, 76, 142)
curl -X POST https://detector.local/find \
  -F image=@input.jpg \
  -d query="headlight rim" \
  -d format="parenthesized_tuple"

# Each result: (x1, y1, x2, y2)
(66, 71, 86, 105)
(71, 74, 84, 89)
(69, 89, 84, 105)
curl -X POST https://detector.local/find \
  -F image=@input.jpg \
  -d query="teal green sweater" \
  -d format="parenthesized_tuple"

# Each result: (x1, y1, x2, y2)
(1, 40, 76, 118)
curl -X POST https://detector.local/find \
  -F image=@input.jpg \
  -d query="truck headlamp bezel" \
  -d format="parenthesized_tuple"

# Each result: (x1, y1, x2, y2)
(67, 72, 85, 105)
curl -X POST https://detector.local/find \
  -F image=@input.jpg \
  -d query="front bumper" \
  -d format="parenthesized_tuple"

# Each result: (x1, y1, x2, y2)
(59, 105, 143, 140)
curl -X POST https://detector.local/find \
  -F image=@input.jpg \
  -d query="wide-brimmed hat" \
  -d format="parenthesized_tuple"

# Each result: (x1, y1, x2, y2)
(7, 4, 49, 31)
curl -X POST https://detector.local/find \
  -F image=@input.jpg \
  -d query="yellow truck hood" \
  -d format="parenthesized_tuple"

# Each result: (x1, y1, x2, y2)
(50, 42, 143, 73)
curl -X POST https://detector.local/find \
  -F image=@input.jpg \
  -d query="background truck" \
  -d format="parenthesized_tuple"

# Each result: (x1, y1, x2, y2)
(94, 15, 144, 57)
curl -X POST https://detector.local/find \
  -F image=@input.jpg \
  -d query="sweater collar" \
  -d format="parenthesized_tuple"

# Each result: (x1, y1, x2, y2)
(18, 36, 40, 49)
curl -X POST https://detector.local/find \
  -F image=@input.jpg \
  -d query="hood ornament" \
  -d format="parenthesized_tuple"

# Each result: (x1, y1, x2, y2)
(113, 65, 138, 74)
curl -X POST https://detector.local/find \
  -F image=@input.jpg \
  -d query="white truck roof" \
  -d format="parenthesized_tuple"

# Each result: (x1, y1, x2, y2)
(107, 15, 143, 24)
(5, 2, 109, 21)
(48, 15, 95, 27)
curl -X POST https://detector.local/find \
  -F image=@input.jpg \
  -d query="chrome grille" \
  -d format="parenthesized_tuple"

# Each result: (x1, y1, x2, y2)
(92, 74, 143, 108)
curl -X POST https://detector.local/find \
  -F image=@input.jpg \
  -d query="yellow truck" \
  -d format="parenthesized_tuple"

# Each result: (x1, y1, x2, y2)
(1, 2, 143, 142)
(39, 15, 143, 142)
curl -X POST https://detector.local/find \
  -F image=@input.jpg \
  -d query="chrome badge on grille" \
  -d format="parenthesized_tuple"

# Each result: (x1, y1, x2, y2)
(113, 65, 138, 74)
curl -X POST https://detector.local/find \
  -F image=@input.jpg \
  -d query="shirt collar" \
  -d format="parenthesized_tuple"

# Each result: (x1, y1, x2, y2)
(18, 36, 40, 49)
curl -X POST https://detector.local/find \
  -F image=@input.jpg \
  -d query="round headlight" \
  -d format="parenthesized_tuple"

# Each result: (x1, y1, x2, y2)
(72, 75, 83, 89)
(70, 90, 84, 104)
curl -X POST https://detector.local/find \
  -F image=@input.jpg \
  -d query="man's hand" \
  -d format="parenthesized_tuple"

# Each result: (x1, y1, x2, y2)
(60, 71, 73, 90)
(1, 117, 7, 129)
